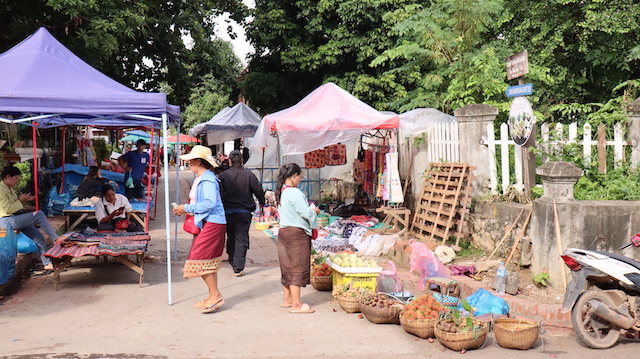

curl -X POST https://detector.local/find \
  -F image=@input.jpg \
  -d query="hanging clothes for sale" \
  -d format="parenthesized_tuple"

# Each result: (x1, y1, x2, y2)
(324, 144, 347, 166)
(353, 158, 365, 184)
(386, 152, 404, 203)
(304, 149, 326, 168)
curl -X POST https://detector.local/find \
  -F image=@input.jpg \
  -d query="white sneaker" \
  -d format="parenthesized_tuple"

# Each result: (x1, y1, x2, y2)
(234, 270, 245, 277)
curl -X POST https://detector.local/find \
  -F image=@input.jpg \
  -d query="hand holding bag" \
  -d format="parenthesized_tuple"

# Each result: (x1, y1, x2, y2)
(183, 214, 201, 235)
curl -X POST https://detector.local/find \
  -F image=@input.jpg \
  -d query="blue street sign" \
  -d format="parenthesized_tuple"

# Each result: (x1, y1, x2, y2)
(506, 83, 533, 97)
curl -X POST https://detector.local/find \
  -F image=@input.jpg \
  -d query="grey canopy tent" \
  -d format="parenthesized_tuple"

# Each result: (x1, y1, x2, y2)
(0, 27, 180, 304)
(189, 102, 261, 144)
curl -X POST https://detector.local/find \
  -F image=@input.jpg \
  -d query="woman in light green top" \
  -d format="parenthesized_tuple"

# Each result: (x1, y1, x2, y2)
(276, 163, 319, 314)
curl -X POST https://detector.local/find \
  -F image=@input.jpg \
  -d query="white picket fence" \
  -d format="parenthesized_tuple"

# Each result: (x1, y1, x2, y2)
(484, 122, 630, 194)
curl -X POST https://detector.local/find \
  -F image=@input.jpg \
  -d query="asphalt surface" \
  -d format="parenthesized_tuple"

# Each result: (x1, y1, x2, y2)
(1, 167, 638, 358)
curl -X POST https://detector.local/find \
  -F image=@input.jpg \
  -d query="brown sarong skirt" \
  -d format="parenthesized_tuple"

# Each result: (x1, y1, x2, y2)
(184, 221, 226, 278)
(277, 226, 311, 287)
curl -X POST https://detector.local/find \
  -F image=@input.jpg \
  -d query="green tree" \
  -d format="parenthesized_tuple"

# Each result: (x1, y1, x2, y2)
(372, 0, 509, 113)
(0, 0, 246, 109)
(182, 74, 234, 133)
(500, 0, 640, 106)
(243, 0, 414, 114)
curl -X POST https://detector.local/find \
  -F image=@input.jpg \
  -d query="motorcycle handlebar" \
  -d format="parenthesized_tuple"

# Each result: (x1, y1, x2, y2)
(620, 242, 634, 250)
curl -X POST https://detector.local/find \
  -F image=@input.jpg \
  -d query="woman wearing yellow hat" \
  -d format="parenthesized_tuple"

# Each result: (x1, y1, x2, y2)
(172, 145, 227, 313)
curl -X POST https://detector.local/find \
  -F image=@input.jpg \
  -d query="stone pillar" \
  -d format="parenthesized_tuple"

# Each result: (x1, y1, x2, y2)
(530, 161, 583, 289)
(453, 104, 498, 196)
(629, 98, 640, 168)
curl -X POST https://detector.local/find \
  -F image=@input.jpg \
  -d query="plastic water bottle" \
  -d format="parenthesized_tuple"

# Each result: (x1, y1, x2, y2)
(496, 262, 507, 295)
(47, 198, 54, 218)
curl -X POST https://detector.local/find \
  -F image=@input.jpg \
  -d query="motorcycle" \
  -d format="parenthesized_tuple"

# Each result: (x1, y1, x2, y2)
(561, 235, 640, 348)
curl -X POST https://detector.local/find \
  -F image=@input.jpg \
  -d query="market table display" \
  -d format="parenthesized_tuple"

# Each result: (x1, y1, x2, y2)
(63, 200, 152, 231)
(44, 231, 150, 290)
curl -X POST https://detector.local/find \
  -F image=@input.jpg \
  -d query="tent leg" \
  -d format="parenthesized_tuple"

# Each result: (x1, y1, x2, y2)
(32, 125, 39, 210)
(162, 114, 173, 305)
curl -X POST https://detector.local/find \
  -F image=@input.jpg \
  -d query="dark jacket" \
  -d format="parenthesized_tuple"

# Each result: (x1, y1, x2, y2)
(218, 167, 265, 212)
(76, 177, 109, 199)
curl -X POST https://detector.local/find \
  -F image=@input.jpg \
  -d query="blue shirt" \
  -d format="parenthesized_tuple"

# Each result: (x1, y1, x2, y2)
(121, 150, 150, 180)
(278, 186, 317, 236)
(184, 170, 226, 228)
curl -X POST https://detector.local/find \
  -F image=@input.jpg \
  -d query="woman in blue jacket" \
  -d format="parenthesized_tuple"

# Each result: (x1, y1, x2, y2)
(173, 145, 227, 314)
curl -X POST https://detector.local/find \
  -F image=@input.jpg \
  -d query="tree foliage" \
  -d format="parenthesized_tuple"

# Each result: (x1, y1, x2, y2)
(243, 0, 415, 114)
(182, 74, 234, 133)
(0, 0, 246, 109)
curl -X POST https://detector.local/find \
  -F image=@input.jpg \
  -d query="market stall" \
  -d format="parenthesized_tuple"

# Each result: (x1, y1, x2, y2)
(0, 27, 179, 303)
(189, 102, 262, 145)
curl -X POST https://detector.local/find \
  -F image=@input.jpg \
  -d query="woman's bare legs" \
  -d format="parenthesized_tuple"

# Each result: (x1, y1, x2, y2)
(282, 285, 293, 307)
(202, 272, 223, 303)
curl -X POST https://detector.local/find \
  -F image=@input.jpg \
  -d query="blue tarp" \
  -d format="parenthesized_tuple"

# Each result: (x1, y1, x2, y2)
(0, 28, 180, 128)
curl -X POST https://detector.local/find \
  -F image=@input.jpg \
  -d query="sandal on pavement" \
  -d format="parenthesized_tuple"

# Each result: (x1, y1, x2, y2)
(201, 298, 225, 314)
(289, 303, 315, 314)
(194, 300, 207, 309)
(280, 303, 292, 308)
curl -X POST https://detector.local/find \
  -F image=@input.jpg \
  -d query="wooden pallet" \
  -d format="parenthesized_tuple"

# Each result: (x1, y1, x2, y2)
(409, 163, 475, 249)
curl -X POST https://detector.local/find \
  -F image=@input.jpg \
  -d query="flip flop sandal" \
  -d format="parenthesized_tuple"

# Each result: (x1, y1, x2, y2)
(194, 300, 207, 309)
(201, 298, 225, 314)
(289, 303, 315, 314)
(280, 303, 292, 308)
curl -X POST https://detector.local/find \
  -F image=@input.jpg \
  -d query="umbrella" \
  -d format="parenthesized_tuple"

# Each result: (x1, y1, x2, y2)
(166, 134, 200, 144)
(120, 134, 149, 143)
(124, 130, 151, 137)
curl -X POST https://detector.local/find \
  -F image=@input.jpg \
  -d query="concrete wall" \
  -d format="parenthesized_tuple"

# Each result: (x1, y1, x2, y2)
(468, 199, 640, 290)
(531, 199, 640, 289)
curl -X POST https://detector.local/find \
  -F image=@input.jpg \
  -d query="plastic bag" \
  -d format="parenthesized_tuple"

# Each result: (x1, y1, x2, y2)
(406, 239, 449, 290)
(17, 232, 38, 254)
(461, 288, 510, 316)
(377, 260, 402, 293)
(125, 175, 134, 189)
(0, 225, 18, 285)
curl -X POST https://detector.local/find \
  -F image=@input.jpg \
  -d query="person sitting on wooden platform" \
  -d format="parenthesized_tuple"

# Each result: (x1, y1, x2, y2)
(94, 184, 143, 232)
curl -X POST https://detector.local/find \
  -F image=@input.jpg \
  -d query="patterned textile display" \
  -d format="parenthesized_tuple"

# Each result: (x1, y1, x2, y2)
(303, 149, 326, 168)
(324, 144, 347, 165)
(353, 158, 365, 184)
(386, 152, 404, 203)
(44, 232, 150, 258)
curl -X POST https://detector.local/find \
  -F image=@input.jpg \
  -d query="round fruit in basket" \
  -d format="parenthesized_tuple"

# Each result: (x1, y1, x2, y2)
(401, 294, 446, 321)
(400, 294, 447, 339)
(311, 262, 331, 277)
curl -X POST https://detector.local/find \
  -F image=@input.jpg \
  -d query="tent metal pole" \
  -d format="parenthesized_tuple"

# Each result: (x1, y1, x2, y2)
(173, 123, 180, 261)
(145, 128, 154, 232)
(260, 147, 265, 184)
(32, 124, 39, 210)
(60, 127, 66, 194)
(162, 114, 173, 305)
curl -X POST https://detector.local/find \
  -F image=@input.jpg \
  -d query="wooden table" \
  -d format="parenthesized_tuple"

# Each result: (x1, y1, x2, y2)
(43, 232, 150, 290)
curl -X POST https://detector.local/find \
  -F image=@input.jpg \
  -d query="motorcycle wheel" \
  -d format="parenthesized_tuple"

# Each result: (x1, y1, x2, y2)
(571, 290, 621, 349)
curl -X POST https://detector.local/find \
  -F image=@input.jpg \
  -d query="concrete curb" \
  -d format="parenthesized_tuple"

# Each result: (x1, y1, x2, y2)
(389, 240, 573, 330)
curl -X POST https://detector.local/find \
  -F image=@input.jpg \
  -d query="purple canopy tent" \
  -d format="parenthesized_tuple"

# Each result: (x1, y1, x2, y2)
(0, 28, 179, 304)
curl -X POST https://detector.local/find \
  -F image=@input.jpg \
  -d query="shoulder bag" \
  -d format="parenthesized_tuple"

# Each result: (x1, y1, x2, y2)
(183, 214, 201, 235)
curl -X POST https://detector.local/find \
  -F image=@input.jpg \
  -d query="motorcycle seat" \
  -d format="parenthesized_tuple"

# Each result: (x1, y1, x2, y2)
(594, 250, 640, 271)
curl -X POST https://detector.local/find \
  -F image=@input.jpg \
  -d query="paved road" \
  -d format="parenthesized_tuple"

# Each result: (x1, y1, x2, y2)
(1, 168, 638, 358)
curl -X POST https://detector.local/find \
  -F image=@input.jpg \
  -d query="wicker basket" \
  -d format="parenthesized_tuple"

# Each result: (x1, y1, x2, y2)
(434, 318, 489, 351)
(359, 294, 404, 324)
(335, 295, 361, 313)
(493, 318, 539, 350)
(400, 316, 437, 339)
(310, 275, 332, 291)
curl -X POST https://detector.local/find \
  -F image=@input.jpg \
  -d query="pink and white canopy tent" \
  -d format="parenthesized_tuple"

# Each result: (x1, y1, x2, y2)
(250, 82, 399, 156)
